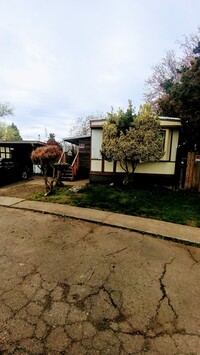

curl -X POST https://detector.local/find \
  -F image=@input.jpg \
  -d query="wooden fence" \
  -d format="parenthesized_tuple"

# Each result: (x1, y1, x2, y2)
(184, 152, 200, 192)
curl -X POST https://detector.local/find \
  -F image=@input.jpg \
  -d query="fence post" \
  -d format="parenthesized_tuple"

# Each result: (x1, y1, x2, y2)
(184, 152, 200, 191)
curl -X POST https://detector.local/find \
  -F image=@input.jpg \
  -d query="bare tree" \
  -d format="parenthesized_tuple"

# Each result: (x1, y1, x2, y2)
(0, 102, 14, 118)
(0, 102, 14, 140)
(144, 27, 200, 110)
(178, 26, 200, 66)
(70, 112, 105, 136)
(144, 50, 180, 109)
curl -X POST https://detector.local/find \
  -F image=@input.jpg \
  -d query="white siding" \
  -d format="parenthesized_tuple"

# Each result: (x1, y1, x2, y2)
(91, 160, 102, 171)
(116, 161, 175, 175)
(104, 161, 114, 172)
(135, 162, 175, 175)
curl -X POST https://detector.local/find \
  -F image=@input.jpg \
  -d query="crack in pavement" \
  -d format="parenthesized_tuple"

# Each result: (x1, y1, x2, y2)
(1, 208, 200, 354)
(187, 248, 199, 265)
(155, 258, 178, 322)
(105, 247, 128, 257)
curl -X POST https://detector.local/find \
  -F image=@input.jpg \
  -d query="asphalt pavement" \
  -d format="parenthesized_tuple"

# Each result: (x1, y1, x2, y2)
(0, 195, 199, 247)
(0, 205, 200, 354)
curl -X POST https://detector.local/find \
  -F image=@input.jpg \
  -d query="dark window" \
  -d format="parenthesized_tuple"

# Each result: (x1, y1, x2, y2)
(160, 130, 166, 149)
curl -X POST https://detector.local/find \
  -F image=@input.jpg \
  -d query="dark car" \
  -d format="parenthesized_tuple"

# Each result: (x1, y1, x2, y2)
(0, 157, 30, 184)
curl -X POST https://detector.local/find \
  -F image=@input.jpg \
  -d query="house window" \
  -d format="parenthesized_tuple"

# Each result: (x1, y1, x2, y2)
(0, 147, 12, 159)
(160, 130, 166, 149)
(91, 129, 102, 159)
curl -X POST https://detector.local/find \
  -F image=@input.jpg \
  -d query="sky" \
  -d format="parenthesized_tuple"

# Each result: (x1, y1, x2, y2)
(0, 0, 199, 141)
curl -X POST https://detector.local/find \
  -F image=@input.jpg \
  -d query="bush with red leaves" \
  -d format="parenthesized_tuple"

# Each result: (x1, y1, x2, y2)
(31, 145, 62, 195)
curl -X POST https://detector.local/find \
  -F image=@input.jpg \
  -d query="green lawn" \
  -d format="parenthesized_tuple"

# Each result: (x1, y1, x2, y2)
(30, 184, 200, 228)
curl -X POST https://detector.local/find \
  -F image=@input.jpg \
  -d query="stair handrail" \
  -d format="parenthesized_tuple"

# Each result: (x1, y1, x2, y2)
(58, 151, 65, 164)
(71, 149, 79, 180)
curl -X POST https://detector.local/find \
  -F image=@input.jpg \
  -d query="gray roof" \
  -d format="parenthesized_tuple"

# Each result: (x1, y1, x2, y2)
(62, 135, 91, 145)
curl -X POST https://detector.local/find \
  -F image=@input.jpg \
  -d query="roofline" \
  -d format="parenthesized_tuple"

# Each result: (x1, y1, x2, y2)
(159, 116, 181, 121)
(0, 140, 46, 145)
(62, 135, 91, 141)
(90, 116, 182, 129)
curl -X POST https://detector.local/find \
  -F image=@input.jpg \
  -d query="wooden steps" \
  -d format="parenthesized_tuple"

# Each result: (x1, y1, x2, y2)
(61, 166, 73, 181)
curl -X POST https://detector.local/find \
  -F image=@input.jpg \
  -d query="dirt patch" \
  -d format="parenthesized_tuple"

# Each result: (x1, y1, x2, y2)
(0, 176, 89, 199)
(0, 177, 44, 199)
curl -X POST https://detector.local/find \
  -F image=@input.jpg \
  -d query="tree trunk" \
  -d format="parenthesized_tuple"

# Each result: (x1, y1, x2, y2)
(122, 161, 138, 185)
(43, 164, 55, 196)
(43, 166, 50, 195)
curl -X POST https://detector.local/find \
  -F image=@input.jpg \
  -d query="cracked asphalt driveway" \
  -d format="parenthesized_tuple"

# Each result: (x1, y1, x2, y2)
(0, 206, 200, 354)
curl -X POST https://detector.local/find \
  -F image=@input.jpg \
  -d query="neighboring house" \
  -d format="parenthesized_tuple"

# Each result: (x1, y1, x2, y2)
(0, 140, 45, 183)
(90, 117, 182, 184)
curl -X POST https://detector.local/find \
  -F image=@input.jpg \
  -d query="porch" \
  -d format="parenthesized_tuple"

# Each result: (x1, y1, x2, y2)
(59, 135, 91, 181)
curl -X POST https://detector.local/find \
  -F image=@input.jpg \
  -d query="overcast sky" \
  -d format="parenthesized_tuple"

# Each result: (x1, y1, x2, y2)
(0, 0, 199, 141)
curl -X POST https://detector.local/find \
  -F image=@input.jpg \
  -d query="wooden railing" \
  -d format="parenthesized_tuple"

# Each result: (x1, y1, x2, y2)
(71, 150, 79, 180)
(58, 151, 65, 164)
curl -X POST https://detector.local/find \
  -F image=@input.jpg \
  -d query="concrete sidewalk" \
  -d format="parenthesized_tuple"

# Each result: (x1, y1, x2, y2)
(0, 195, 200, 247)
